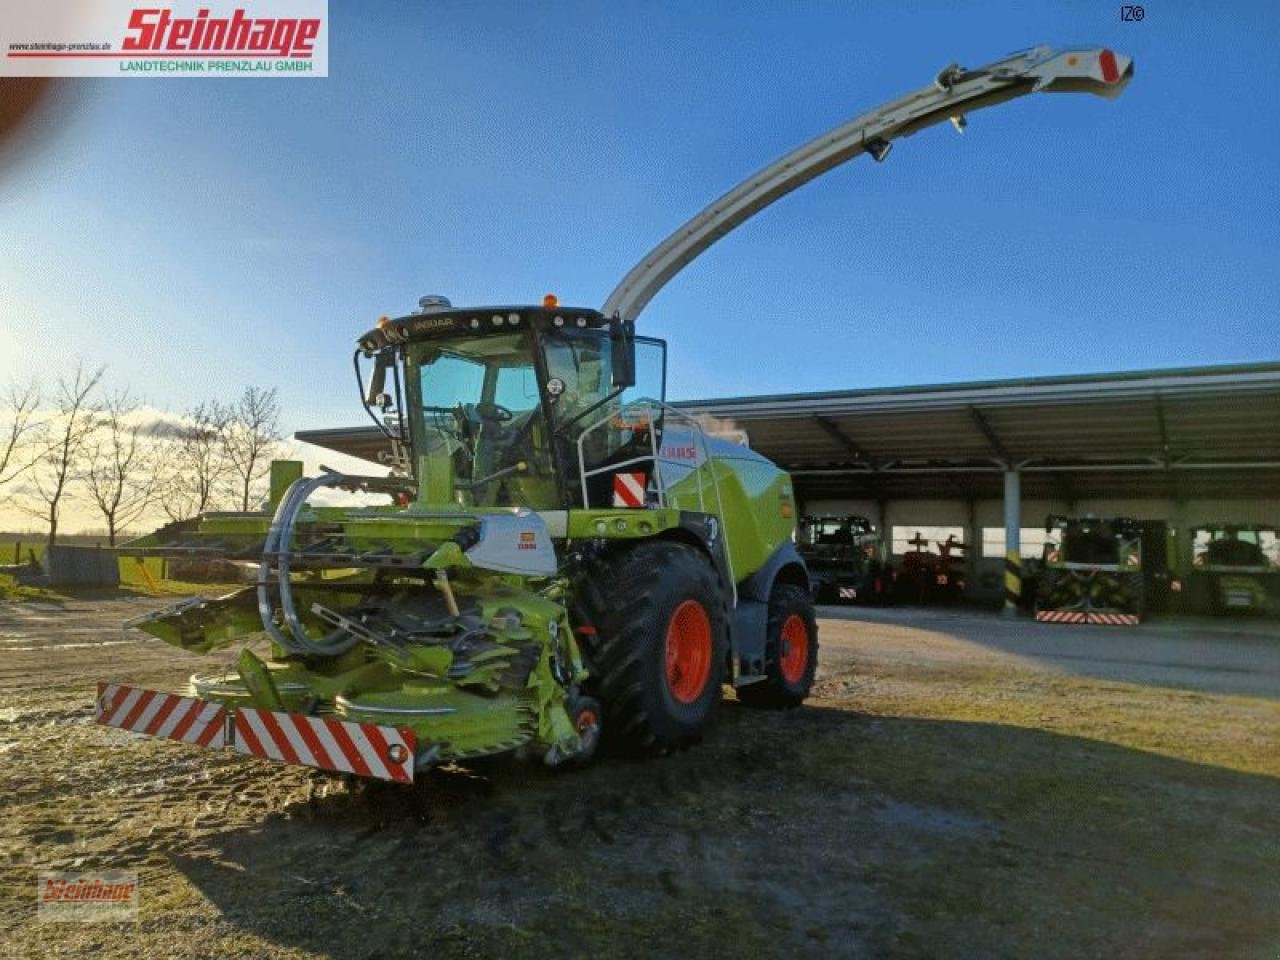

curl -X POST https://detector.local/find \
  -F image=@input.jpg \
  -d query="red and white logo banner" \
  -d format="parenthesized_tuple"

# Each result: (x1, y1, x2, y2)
(1, 0, 328, 77)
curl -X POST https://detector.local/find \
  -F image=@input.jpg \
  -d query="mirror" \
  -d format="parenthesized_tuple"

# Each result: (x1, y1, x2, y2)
(365, 348, 393, 407)
(610, 317, 636, 389)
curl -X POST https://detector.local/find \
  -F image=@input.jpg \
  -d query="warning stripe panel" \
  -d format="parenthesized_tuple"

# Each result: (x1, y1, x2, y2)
(1034, 610, 1088, 623)
(95, 683, 225, 748)
(1034, 610, 1140, 625)
(233, 708, 416, 784)
(1087, 612, 1140, 626)
(612, 471, 647, 508)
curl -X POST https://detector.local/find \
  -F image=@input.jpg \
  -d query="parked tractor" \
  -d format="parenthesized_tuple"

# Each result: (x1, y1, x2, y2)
(1182, 523, 1279, 615)
(798, 515, 890, 603)
(96, 44, 1131, 783)
(1035, 515, 1144, 624)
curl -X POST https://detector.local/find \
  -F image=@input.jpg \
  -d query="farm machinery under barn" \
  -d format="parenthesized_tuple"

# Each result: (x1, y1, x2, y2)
(96, 45, 1132, 783)
(1034, 515, 1147, 625)
(1181, 523, 1279, 615)
(798, 515, 890, 603)
(895, 532, 968, 604)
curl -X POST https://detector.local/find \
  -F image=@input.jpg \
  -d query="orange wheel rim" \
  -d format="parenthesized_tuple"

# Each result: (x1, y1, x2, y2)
(779, 614, 809, 684)
(665, 600, 713, 704)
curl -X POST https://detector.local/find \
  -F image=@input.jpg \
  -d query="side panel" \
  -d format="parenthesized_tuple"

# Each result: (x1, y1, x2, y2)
(663, 452, 797, 583)
(737, 541, 809, 603)
(730, 541, 809, 684)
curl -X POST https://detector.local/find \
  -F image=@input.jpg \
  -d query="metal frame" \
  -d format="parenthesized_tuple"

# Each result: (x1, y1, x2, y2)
(602, 45, 1131, 325)
(575, 398, 738, 602)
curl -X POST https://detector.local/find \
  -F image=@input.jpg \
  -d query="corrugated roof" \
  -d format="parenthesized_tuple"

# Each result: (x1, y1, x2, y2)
(298, 362, 1280, 502)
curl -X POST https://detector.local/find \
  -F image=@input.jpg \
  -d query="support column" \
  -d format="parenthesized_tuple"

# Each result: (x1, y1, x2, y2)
(965, 498, 979, 598)
(1003, 469, 1022, 616)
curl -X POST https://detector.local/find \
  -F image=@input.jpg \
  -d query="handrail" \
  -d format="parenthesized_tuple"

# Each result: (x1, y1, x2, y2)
(575, 397, 737, 605)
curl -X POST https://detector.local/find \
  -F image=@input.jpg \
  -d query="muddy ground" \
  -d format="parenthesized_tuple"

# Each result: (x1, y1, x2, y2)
(1, 595, 1278, 959)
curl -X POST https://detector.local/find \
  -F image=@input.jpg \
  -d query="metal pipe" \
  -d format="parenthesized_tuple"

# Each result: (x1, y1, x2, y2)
(1003, 469, 1021, 617)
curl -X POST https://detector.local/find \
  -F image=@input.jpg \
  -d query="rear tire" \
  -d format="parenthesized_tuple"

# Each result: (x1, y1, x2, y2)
(738, 583, 818, 709)
(574, 540, 728, 752)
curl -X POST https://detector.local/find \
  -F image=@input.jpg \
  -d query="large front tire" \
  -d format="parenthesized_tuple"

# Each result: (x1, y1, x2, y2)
(575, 540, 728, 752)
(738, 583, 818, 709)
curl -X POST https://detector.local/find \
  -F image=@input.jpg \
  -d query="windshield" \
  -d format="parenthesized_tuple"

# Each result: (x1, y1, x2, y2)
(408, 333, 557, 508)
(802, 520, 850, 545)
(405, 327, 666, 509)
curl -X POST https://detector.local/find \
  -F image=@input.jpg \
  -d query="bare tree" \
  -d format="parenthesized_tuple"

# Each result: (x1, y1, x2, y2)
(24, 363, 103, 549)
(0, 379, 41, 490)
(222, 386, 281, 511)
(82, 390, 156, 545)
(157, 401, 231, 522)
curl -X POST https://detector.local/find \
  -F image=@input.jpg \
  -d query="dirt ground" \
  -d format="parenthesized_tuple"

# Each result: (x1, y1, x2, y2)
(1, 595, 1278, 959)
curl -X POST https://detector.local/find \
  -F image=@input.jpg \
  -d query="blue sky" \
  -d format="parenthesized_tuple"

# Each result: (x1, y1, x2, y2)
(2, 0, 1278, 438)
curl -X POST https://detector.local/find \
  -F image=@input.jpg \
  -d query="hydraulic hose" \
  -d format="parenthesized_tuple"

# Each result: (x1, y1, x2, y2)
(256, 473, 361, 656)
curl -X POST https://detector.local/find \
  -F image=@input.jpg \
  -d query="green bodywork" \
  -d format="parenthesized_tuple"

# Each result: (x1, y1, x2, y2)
(1037, 515, 1144, 616)
(1182, 523, 1279, 614)
(120, 303, 799, 773)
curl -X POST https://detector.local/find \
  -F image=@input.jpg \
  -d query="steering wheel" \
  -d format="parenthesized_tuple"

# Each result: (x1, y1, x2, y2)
(474, 402, 514, 423)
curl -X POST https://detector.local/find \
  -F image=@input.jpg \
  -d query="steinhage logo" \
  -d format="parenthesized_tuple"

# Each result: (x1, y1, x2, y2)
(123, 7, 321, 58)
(1, 0, 329, 78)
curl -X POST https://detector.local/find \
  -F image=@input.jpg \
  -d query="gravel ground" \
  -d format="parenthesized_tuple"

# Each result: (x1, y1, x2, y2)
(1, 595, 1278, 959)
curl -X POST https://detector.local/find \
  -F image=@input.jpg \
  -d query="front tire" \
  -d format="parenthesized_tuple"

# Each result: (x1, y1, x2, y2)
(575, 540, 728, 752)
(738, 583, 818, 709)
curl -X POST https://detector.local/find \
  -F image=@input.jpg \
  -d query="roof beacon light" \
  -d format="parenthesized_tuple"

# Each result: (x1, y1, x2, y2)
(417, 295, 452, 313)
(543, 293, 559, 309)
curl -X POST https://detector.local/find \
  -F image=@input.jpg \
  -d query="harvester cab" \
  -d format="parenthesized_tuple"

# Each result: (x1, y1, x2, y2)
(1184, 523, 1279, 614)
(355, 296, 661, 513)
(98, 43, 1132, 785)
(1035, 515, 1145, 624)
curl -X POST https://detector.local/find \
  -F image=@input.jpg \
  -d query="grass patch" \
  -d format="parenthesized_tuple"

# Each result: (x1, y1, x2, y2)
(0, 539, 46, 565)
(0, 572, 59, 603)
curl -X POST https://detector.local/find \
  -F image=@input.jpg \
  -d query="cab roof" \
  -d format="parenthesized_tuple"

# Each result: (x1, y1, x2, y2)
(357, 305, 606, 354)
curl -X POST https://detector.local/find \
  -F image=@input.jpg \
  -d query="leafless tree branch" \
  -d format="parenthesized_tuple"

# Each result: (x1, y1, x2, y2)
(0, 379, 42, 489)
(82, 390, 157, 545)
(21, 362, 104, 549)
(222, 386, 282, 512)
(157, 401, 232, 522)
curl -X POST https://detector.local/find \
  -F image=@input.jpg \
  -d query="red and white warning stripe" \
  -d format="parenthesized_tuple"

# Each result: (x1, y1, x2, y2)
(1087, 612, 1140, 626)
(233, 707, 416, 783)
(1035, 610, 1088, 623)
(612, 471, 647, 508)
(95, 683, 225, 748)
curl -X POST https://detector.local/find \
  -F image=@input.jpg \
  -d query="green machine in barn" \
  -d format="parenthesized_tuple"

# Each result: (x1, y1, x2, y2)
(1181, 523, 1279, 615)
(95, 45, 1132, 783)
(1034, 516, 1147, 625)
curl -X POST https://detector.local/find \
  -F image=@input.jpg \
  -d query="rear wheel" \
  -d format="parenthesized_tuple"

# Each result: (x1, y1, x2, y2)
(738, 583, 818, 709)
(574, 540, 728, 752)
